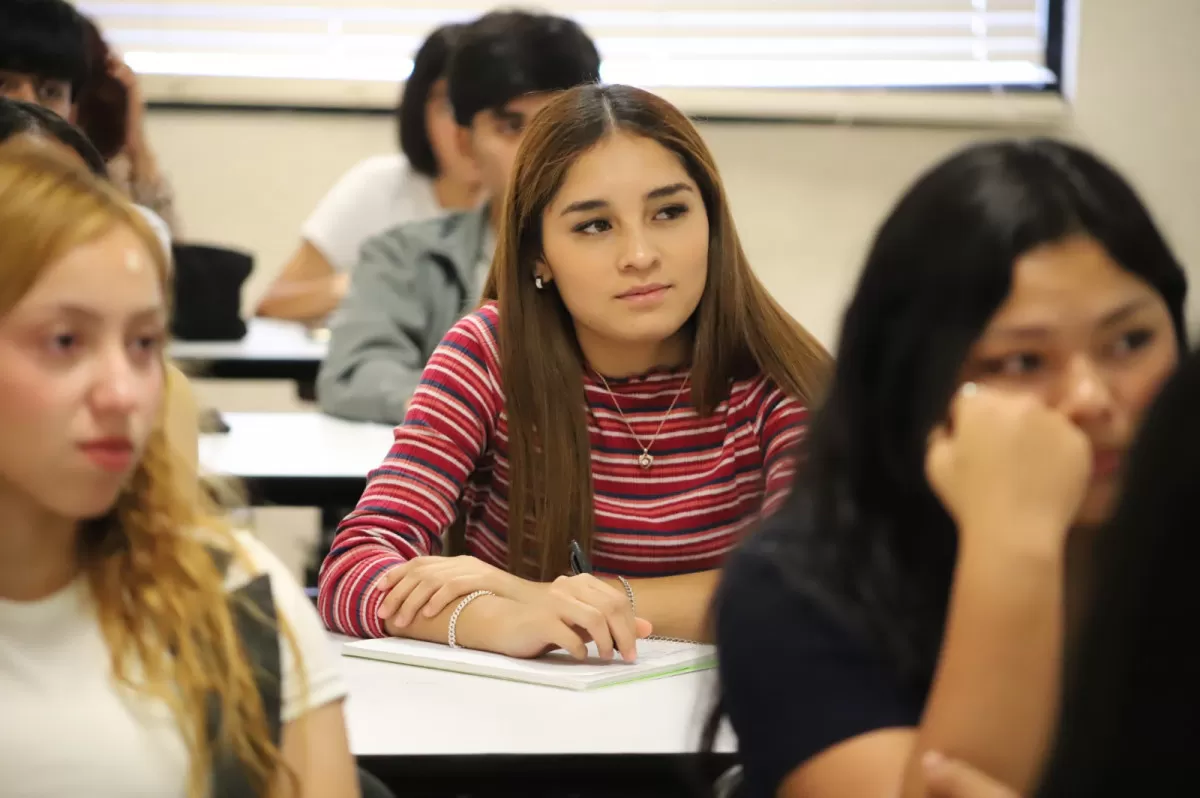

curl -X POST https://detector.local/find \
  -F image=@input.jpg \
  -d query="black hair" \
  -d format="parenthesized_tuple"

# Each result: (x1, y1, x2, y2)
(727, 137, 1187, 698)
(0, 97, 108, 177)
(447, 9, 601, 128)
(396, 24, 463, 178)
(0, 0, 89, 97)
(1035, 345, 1200, 795)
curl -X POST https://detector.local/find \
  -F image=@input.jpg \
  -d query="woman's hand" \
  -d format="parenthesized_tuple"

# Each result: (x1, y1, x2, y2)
(107, 53, 147, 157)
(468, 595, 653, 661)
(376, 555, 531, 628)
(926, 383, 1091, 556)
(923, 752, 1022, 798)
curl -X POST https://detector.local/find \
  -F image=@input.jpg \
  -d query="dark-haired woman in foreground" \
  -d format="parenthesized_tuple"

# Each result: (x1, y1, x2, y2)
(712, 138, 1186, 798)
(918, 344, 1200, 791)
(319, 83, 831, 656)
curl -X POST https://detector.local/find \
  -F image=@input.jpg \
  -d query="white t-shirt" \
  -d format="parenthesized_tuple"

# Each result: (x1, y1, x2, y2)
(301, 153, 442, 273)
(0, 532, 346, 798)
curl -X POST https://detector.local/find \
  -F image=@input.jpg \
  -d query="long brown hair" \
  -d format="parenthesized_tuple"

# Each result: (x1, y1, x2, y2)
(481, 83, 832, 580)
(0, 140, 296, 798)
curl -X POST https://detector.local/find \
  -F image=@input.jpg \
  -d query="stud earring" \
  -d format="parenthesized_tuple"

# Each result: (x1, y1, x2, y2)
(534, 275, 545, 290)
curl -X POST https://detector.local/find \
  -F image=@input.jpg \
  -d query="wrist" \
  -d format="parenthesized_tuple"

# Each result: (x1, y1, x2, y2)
(450, 594, 507, 650)
(957, 519, 1068, 566)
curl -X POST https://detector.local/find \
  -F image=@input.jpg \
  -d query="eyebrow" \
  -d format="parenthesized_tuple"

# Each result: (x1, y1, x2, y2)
(559, 183, 694, 216)
(43, 304, 166, 323)
(987, 297, 1157, 339)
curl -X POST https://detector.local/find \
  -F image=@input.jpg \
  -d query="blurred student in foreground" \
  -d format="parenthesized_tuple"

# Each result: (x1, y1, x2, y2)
(257, 23, 481, 323)
(711, 138, 1186, 798)
(317, 9, 601, 424)
(0, 142, 357, 797)
(920, 345, 1200, 798)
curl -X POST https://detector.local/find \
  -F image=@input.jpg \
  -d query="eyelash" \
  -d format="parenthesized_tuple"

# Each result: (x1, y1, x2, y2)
(571, 204, 690, 235)
(978, 328, 1157, 377)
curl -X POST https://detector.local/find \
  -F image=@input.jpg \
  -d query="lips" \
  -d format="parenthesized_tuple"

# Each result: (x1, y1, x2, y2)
(1092, 449, 1122, 479)
(617, 283, 670, 300)
(79, 438, 135, 473)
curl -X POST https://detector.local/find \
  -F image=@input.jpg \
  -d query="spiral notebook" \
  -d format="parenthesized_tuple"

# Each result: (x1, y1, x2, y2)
(342, 637, 716, 691)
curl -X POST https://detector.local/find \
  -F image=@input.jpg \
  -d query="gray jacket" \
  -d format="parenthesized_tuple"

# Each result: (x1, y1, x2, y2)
(316, 208, 488, 424)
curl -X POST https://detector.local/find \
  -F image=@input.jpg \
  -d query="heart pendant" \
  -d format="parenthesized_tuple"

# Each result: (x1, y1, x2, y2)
(638, 452, 654, 470)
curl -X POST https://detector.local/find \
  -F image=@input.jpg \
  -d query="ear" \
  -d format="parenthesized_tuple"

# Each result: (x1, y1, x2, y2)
(534, 259, 554, 284)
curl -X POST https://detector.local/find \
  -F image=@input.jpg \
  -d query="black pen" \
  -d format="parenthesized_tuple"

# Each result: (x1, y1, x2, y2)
(569, 539, 593, 576)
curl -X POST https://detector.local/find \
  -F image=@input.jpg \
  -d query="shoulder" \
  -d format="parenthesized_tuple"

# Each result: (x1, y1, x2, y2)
(362, 208, 481, 259)
(222, 531, 347, 722)
(716, 517, 922, 796)
(434, 303, 501, 370)
(337, 153, 409, 190)
(728, 373, 809, 429)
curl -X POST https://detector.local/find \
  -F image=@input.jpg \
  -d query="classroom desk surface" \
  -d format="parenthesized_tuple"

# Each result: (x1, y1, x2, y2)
(200, 411, 393, 505)
(337, 636, 734, 757)
(171, 319, 327, 395)
(335, 634, 738, 795)
(170, 317, 327, 362)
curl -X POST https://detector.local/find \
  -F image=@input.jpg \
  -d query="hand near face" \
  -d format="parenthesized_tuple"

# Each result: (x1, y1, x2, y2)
(926, 383, 1091, 556)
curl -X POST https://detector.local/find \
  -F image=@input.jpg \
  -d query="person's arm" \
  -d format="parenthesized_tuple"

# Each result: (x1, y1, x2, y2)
(109, 55, 181, 235)
(317, 312, 501, 637)
(256, 241, 348, 323)
(781, 543, 1063, 798)
(274, 700, 359, 798)
(315, 231, 431, 424)
(603, 570, 718, 641)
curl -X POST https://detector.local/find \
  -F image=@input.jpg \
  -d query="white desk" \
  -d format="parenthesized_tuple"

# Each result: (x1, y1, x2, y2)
(170, 318, 327, 362)
(171, 319, 326, 396)
(200, 412, 394, 505)
(335, 636, 737, 757)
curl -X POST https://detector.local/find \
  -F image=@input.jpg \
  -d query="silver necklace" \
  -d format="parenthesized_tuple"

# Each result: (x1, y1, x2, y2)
(593, 371, 690, 470)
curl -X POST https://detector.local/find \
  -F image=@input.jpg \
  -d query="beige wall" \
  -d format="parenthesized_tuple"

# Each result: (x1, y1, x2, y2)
(149, 0, 1200, 348)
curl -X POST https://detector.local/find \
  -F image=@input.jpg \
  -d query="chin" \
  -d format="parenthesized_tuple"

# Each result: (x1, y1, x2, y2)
(52, 487, 126, 522)
(1076, 481, 1119, 528)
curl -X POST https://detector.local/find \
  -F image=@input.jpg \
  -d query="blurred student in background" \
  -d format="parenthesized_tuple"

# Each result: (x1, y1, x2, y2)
(711, 138, 1186, 798)
(0, 142, 357, 796)
(74, 13, 181, 235)
(0, 0, 177, 244)
(318, 84, 830, 661)
(257, 23, 482, 323)
(317, 9, 601, 424)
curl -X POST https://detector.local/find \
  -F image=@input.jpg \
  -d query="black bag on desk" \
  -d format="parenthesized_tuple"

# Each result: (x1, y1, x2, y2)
(171, 244, 252, 341)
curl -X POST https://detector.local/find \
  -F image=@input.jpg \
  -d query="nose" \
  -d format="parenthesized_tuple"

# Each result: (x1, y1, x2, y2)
(90, 348, 140, 416)
(1057, 355, 1116, 427)
(619, 224, 660, 273)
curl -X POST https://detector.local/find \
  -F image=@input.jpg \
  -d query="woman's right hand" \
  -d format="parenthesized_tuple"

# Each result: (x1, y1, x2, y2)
(926, 383, 1091, 555)
(458, 593, 653, 661)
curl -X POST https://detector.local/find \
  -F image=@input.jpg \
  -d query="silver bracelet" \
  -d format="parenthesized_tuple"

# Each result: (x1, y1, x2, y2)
(615, 576, 698, 644)
(616, 575, 636, 614)
(448, 590, 493, 649)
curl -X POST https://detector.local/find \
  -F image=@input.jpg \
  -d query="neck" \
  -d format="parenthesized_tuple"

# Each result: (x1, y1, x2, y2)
(433, 175, 481, 212)
(580, 327, 693, 379)
(0, 488, 79, 602)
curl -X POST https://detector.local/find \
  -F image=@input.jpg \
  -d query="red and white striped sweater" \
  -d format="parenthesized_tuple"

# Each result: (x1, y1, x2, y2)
(318, 303, 807, 638)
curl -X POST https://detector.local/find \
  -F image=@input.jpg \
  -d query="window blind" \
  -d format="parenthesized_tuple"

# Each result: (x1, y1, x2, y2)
(77, 1, 1057, 93)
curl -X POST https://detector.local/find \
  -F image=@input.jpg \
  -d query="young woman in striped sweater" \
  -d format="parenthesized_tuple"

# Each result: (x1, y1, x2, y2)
(318, 83, 832, 658)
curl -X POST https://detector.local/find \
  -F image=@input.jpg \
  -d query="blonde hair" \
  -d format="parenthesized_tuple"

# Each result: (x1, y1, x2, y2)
(0, 140, 297, 797)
